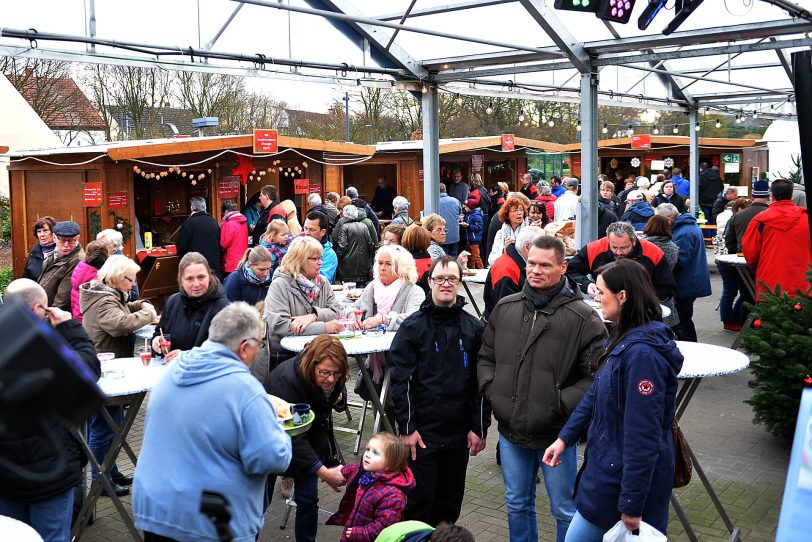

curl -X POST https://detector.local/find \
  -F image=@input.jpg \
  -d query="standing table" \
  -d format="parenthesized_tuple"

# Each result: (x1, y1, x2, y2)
(714, 254, 755, 348)
(72, 357, 168, 542)
(461, 269, 489, 317)
(673, 341, 750, 542)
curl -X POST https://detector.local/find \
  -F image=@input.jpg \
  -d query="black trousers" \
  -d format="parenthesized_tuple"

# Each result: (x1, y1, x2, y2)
(404, 445, 469, 526)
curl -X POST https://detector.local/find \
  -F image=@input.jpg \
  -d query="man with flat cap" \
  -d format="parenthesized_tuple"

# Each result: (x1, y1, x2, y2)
(38, 220, 84, 312)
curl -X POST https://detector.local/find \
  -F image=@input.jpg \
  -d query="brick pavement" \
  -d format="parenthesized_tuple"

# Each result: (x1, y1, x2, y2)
(78, 259, 789, 542)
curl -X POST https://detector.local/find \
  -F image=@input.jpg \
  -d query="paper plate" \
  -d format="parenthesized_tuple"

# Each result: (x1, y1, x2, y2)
(268, 394, 293, 422)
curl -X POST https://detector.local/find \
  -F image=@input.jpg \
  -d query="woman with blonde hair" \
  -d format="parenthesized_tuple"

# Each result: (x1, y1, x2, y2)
(423, 213, 448, 261)
(263, 236, 344, 367)
(223, 245, 274, 304)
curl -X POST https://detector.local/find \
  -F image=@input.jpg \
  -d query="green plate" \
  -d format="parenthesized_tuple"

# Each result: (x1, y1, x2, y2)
(283, 410, 315, 436)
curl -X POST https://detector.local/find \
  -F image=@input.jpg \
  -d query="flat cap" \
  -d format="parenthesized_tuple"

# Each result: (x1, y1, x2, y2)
(53, 221, 80, 237)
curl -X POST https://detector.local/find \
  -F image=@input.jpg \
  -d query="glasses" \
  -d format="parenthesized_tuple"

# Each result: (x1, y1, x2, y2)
(317, 369, 343, 379)
(432, 228, 447, 233)
(55, 236, 79, 245)
(123, 276, 136, 283)
(243, 337, 266, 350)
(307, 257, 323, 263)
(431, 276, 461, 286)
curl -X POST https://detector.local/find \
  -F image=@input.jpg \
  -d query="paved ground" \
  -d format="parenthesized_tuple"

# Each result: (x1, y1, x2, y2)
(80, 255, 789, 542)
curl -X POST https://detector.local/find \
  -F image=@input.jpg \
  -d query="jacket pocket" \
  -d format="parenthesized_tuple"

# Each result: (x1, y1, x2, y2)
(523, 369, 561, 434)
(593, 434, 622, 476)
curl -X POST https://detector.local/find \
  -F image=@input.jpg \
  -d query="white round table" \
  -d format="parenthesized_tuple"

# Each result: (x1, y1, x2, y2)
(714, 254, 748, 266)
(675, 340, 750, 379)
(0, 516, 43, 542)
(715, 254, 757, 304)
(280, 332, 396, 355)
(98, 357, 168, 397)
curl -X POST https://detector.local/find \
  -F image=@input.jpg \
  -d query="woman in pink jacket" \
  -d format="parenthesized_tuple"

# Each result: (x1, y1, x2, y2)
(70, 240, 110, 322)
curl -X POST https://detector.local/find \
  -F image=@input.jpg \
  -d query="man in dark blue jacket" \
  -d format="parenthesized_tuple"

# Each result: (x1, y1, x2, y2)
(389, 256, 491, 526)
(657, 204, 712, 342)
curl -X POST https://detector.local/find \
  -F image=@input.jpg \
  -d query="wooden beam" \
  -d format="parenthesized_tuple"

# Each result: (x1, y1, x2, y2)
(436, 136, 564, 155)
(514, 137, 566, 152)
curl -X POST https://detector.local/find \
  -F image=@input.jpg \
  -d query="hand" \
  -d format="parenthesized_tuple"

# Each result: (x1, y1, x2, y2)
(324, 320, 343, 334)
(44, 306, 72, 326)
(152, 336, 163, 352)
(362, 315, 384, 330)
(290, 314, 315, 334)
(345, 528, 353, 538)
(456, 252, 469, 268)
(401, 431, 426, 461)
(505, 236, 515, 246)
(621, 514, 641, 532)
(467, 432, 486, 456)
(318, 465, 346, 492)
(141, 302, 157, 317)
(542, 438, 567, 467)
(164, 349, 182, 363)
(587, 282, 599, 300)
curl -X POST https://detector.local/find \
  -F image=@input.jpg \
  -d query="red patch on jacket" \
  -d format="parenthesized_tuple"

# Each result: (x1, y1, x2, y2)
(637, 379, 655, 396)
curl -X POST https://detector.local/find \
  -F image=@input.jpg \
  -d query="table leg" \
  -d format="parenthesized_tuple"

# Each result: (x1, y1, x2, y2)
(686, 440, 736, 533)
(734, 265, 757, 303)
(462, 281, 482, 318)
(675, 378, 702, 422)
(357, 357, 393, 434)
(373, 368, 392, 434)
(670, 494, 700, 542)
(100, 405, 138, 466)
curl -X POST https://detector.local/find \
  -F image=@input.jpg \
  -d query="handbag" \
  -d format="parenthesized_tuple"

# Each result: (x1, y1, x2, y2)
(672, 419, 693, 488)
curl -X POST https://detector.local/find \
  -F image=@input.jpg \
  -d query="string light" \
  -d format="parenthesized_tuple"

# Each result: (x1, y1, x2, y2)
(673, 125, 679, 134)
(602, 123, 608, 134)
(627, 124, 634, 135)
(486, 101, 494, 115)
(695, 124, 701, 132)
(752, 111, 758, 119)
(576, 123, 582, 132)
(653, 127, 659, 135)
(518, 110, 525, 122)
(715, 119, 721, 128)
(548, 119, 555, 127)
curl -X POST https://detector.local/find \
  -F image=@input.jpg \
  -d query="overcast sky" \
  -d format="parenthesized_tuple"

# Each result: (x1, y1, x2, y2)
(0, 0, 802, 112)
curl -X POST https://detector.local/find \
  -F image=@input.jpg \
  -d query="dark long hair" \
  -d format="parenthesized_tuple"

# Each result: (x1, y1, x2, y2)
(595, 259, 662, 361)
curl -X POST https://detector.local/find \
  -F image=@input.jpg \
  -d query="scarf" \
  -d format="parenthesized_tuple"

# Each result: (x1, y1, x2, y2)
(522, 276, 566, 310)
(296, 274, 322, 303)
(242, 264, 266, 285)
(500, 219, 528, 245)
(260, 238, 288, 267)
(368, 278, 403, 382)
(40, 242, 56, 258)
(359, 471, 377, 488)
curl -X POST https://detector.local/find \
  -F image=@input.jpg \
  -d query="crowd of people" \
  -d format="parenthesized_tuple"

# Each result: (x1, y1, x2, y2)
(1, 166, 809, 542)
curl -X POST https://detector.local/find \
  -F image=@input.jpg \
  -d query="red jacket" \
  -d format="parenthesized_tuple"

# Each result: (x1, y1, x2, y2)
(742, 200, 811, 300)
(70, 261, 99, 322)
(535, 194, 556, 220)
(327, 463, 415, 542)
(220, 211, 248, 273)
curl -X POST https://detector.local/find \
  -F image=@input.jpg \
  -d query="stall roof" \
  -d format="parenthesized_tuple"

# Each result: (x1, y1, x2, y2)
(4, 134, 375, 160)
(560, 136, 764, 152)
(375, 135, 564, 154)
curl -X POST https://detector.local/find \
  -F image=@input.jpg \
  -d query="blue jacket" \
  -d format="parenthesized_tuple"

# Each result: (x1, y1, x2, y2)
(559, 322, 683, 534)
(465, 208, 484, 244)
(672, 175, 690, 197)
(671, 213, 712, 299)
(621, 201, 654, 231)
(133, 341, 292, 541)
(551, 185, 566, 198)
(223, 265, 272, 305)
(439, 193, 462, 244)
(321, 238, 338, 283)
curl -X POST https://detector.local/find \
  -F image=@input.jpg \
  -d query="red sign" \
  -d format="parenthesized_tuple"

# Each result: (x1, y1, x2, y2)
(308, 184, 321, 195)
(501, 134, 515, 152)
(631, 134, 651, 149)
(294, 178, 309, 195)
(108, 192, 128, 209)
(253, 129, 278, 153)
(83, 182, 103, 207)
(218, 175, 241, 198)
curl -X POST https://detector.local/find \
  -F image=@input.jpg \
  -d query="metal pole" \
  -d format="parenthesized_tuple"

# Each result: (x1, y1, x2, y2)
(422, 87, 440, 216)
(86, 0, 96, 53)
(344, 92, 351, 143)
(689, 110, 699, 217)
(578, 70, 599, 247)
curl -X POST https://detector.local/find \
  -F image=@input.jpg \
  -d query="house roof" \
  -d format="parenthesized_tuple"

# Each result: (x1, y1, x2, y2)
(375, 135, 564, 154)
(107, 106, 195, 137)
(18, 73, 107, 131)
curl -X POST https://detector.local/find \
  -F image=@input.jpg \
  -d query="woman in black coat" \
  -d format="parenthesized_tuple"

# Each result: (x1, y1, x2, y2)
(23, 216, 57, 280)
(151, 252, 229, 360)
(265, 334, 349, 542)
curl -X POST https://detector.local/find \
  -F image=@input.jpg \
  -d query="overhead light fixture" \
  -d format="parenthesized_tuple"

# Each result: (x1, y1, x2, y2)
(673, 124, 679, 134)
(598, 0, 637, 24)
(663, 0, 706, 35)
(554, 0, 599, 13)
(715, 119, 721, 128)
(602, 123, 608, 134)
(735, 115, 741, 124)
(518, 110, 525, 122)
(421, 85, 429, 94)
(638, 0, 668, 30)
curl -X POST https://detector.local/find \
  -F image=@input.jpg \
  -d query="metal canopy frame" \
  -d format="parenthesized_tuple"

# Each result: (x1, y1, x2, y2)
(2, 0, 809, 235)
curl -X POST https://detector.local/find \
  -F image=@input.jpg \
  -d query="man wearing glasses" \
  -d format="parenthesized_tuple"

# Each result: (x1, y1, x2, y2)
(38, 221, 85, 312)
(389, 256, 490, 526)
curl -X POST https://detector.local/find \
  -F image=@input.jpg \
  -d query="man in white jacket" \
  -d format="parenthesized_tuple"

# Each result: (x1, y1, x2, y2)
(554, 178, 580, 223)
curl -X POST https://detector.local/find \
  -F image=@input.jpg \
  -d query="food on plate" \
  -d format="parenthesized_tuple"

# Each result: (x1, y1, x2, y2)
(268, 394, 292, 421)
(462, 269, 477, 276)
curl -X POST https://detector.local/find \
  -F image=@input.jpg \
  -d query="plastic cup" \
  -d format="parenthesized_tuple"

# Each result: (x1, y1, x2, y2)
(137, 346, 152, 366)
(159, 334, 172, 356)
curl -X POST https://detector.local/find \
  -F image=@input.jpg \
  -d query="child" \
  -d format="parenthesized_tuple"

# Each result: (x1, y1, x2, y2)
(462, 201, 484, 269)
(258, 219, 289, 274)
(327, 432, 415, 542)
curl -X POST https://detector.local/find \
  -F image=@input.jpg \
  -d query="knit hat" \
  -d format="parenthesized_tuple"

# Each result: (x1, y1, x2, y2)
(752, 179, 770, 198)
(626, 190, 643, 202)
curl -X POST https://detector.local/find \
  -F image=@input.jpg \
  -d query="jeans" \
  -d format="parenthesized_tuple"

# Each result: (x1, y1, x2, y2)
(88, 405, 124, 481)
(0, 489, 74, 542)
(564, 510, 606, 542)
(717, 262, 743, 324)
(404, 445, 469, 526)
(673, 297, 698, 342)
(499, 435, 577, 542)
(291, 470, 320, 542)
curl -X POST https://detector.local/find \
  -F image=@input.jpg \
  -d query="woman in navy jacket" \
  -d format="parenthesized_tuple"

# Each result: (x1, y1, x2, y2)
(223, 245, 274, 305)
(543, 259, 683, 541)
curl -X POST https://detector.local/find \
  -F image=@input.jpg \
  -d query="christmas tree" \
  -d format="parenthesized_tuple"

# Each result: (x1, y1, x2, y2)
(742, 266, 812, 439)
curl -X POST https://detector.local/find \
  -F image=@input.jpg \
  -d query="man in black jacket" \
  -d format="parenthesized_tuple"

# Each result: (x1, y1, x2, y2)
(0, 279, 100, 542)
(698, 163, 724, 224)
(483, 225, 544, 320)
(177, 197, 222, 279)
(389, 256, 491, 526)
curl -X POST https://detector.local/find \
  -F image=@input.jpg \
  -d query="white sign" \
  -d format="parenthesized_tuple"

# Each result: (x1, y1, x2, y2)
(725, 162, 740, 173)
(651, 160, 665, 171)
(663, 158, 675, 168)
(471, 155, 484, 172)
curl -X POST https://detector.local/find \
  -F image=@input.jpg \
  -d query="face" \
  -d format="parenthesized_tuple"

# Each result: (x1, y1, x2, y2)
(727, 191, 738, 201)
(302, 218, 325, 241)
(55, 235, 79, 256)
(377, 253, 396, 284)
(304, 250, 323, 280)
(181, 263, 211, 298)
(259, 192, 270, 207)
(382, 231, 400, 246)
(453, 170, 462, 184)
(509, 206, 526, 227)
(600, 186, 614, 199)
(608, 233, 635, 260)
(526, 246, 566, 291)
(114, 273, 137, 293)
(429, 262, 461, 306)
(249, 260, 272, 280)
(430, 223, 446, 244)
(362, 437, 388, 473)
(521, 174, 531, 186)
(314, 357, 343, 392)
(662, 183, 674, 195)
(271, 225, 290, 244)
(529, 206, 543, 223)
(377, 177, 386, 188)
(596, 274, 625, 324)
(238, 329, 264, 367)
(625, 179, 635, 189)
(36, 226, 53, 245)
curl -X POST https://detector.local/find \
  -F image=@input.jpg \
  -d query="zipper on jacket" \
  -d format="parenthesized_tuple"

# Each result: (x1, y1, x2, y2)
(460, 339, 468, 368)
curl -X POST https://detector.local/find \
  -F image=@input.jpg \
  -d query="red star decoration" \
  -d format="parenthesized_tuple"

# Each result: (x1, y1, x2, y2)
(231, 155, 255, 185)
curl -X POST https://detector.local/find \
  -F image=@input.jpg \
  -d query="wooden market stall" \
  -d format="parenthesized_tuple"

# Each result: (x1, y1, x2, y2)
(6, 134, 374, 306)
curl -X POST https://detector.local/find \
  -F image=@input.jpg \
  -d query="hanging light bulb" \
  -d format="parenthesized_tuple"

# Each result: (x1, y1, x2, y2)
(627, 124, 634, 135)
(735, 115, 741, 124)
(673, 125, 679, 134)
(653, 127, 659, 135)
(695, 124, 701, 132)
(602, 123, 608, 134)
(576, 123, 582, 132)
(548, 119, 555, 128)
(486, 101, 494, 115)
(421, 84, 429, 94)
(518, 110, 525, 122)
(715, 119, 721, 128)
(752, 111, 758, 119)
